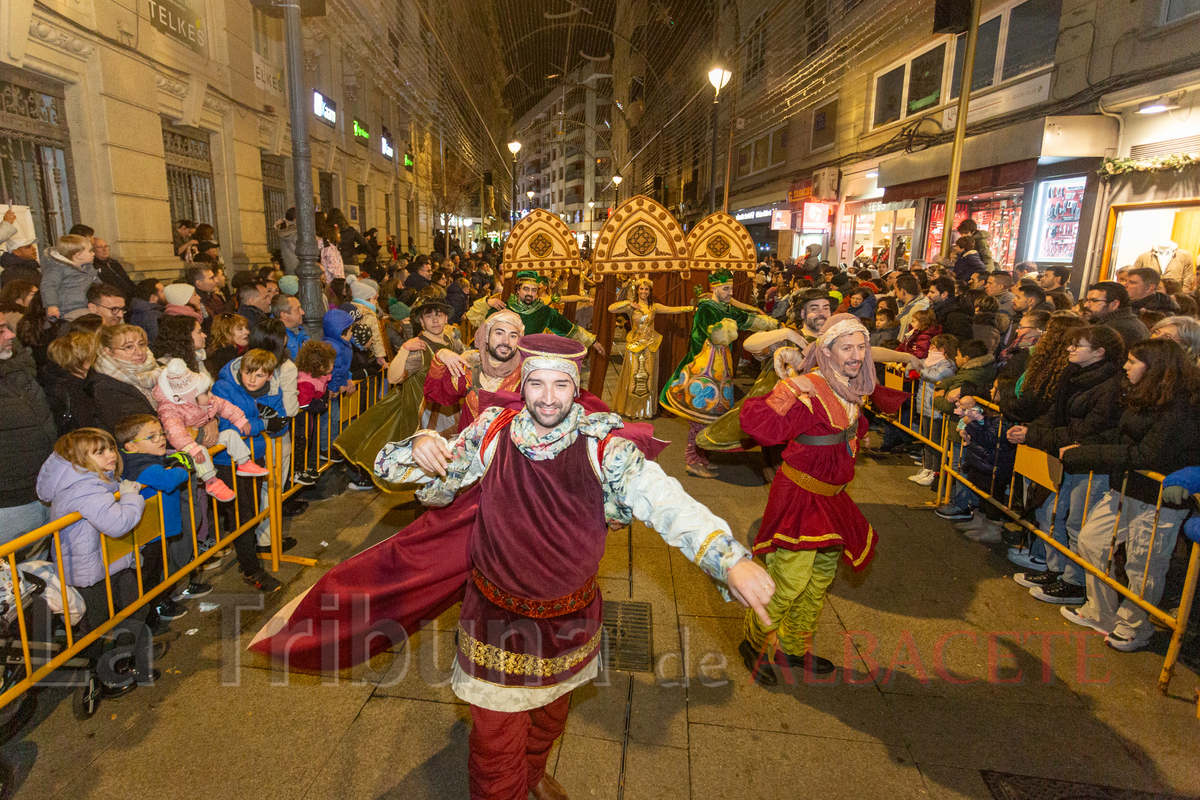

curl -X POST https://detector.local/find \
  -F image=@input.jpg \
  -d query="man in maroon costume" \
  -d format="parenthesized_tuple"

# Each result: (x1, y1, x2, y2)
(738, 313, 906, 685)
(254, 335, 774, 800)
(425, 309, 525, 430)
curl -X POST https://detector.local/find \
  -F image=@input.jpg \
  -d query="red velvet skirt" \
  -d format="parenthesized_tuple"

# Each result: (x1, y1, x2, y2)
(752, 474, 877, 571)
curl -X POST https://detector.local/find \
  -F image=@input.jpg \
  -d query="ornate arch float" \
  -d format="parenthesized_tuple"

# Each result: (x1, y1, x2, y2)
(685, 211, 757, 273)
(501, 208, 583, 275)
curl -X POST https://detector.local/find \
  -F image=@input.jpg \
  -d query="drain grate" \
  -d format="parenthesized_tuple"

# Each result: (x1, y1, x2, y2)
(981, 771, 1192, 800)
(602, 600, 653, 673)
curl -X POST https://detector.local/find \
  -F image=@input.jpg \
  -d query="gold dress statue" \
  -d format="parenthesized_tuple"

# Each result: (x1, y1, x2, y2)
(607, 279, 692, 419)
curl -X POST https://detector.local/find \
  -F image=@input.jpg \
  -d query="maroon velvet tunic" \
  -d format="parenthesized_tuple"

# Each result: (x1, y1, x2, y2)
(456, 426, 607, 687)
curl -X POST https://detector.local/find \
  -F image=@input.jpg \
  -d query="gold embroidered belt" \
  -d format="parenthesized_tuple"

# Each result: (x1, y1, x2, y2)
(472, 568, 598, 618)
(780, 462, 847, 496)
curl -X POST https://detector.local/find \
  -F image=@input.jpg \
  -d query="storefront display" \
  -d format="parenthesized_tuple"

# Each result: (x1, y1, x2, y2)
(841, 200, 915, 270)
(1029, 176, 1085, 262)
(924, 192, 1022, 267)
(1105, 201, 1200, 279)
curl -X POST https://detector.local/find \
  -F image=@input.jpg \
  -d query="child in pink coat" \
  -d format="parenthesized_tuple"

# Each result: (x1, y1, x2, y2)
(153, 358, 268, 502)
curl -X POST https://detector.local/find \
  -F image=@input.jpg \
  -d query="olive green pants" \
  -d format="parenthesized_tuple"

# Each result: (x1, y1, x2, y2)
(743, 547, 840, 656)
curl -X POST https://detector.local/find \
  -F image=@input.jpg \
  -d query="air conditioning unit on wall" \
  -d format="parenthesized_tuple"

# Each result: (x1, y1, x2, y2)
(812, 168, 839, 201)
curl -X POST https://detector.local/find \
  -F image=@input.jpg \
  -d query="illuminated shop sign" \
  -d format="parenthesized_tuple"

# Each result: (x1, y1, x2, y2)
(313, 91, 337, 127)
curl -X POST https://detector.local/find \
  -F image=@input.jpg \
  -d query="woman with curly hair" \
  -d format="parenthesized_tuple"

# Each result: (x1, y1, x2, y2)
(156, 314, 208, 377)
(1061, 338, 1200, 651)
(1005, 313, 1089, 423)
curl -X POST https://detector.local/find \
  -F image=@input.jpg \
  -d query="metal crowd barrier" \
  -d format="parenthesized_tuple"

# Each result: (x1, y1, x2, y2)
(873, 362, 1200, 698)
(0, 371, 390, 714)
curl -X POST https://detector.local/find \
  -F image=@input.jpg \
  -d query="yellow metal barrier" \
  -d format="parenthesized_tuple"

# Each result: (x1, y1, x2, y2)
(0, 370, 391, 713)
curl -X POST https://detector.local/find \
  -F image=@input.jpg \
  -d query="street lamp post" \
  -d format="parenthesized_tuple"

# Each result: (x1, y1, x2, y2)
(526, 190, 535, 214)
(707, 64, 732, 215)
(587, 199, 595, 255)
(612, 174, 622, 208)
(507, 140, 521, 231)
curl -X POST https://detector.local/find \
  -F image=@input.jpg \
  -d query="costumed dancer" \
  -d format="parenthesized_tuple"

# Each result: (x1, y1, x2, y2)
(333, 291, 463, 490)
(252, 335, 774, 800)
(467, 270, 604, 357)
(697, 288, 832, 453)
(426, 310, 525, 430)
(738, 313, 907, 685)
(660, 268, 777, 478)
(606, 277, 693, 419)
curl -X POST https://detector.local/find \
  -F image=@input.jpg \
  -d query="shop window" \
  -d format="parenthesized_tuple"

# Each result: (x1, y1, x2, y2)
(1106, 203, 1200, 280)
(950, 16, 1001, 98)
(0, 67, 79, 244)
(163, 123, 217, 239)
(743, 14, 767, 84)
(924, 193, 1024, 268)
(261, 155, 286, 253)
(811, 98, 837, 152)
(1003, 0, 1062, 80)
(1162, 0, 1200, 24)
(873, 65, 904, 126)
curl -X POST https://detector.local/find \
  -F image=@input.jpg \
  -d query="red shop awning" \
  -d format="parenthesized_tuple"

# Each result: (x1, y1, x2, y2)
(880, 159, 1038, 203)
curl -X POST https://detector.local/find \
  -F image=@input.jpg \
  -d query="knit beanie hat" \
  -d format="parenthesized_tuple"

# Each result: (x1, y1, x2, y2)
(157, 357, 212, 404)
(278, 275, 299, 296)
(163, 283, 196, 307)
(350, 278, 378, 301)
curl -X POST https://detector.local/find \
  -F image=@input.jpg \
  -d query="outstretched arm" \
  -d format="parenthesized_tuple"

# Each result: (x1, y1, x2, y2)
(374, 406, 506, 503)
(601, 439, 775, 624)
(744, 327, 807, 354)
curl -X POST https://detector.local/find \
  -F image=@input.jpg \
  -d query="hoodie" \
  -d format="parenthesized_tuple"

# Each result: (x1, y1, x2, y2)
(36, 453, 144, 587)
(120, 450, 188, 540)
(322, 308, 354, 392)
(211, 355, 287, 465)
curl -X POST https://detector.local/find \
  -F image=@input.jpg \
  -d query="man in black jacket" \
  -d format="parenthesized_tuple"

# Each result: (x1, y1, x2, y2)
(0, 235, 43, 288)
(0, 323, 57, 555)
(92, 238, 136, 299)
(925, 276, 972, 339)
(235, 281, 271, 330)
(1119, 267, 1177, 314)
(1083, 281, 1149, 347)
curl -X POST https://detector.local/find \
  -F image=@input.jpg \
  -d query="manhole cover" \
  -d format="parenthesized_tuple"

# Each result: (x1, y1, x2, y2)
(602, 600, 653, 673)
(981, 771, 1193, 800)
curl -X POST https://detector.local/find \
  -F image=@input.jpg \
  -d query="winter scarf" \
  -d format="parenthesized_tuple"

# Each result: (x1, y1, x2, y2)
(94, 348, 162, 405)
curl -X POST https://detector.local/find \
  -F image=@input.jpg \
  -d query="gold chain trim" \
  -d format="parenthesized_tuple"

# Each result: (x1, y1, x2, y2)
(780, 462, 846, 496)
(457, 624, 603, 677)
(693, 530, 724, 564)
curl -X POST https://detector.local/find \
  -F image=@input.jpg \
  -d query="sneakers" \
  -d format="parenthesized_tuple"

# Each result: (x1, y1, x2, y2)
(346, 478, 376, 491)
(201, 548, 229, 571)
(1061, 605, 1108, 634)
(292, 469, 319, 486)
(235, 461, 270, 477)
(154, 597, 188, 621)
(935, 504, 974, 521)
(1104, 632, 1149, 652)
(1013, 570, 1061, 589)
(686, 463, 718, 479)
(1030, 579, 1087, 605)
(326, 451, 345, 464)
(204, 477, 235, 503)
(242, 570, 282, 594)
(1006, 546, 1047, 571)
(954, 511, 985, 532)
(963, 519, 1002, 543)
(908, 468, 937, 486)
(171, 581, 213, 602)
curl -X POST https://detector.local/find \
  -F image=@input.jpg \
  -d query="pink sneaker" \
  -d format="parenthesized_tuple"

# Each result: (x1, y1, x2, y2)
(204, 477, 235, 502)
(235, 461, 269, 477)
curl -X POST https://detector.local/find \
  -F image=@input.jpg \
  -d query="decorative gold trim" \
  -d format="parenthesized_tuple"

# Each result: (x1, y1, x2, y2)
(458, 624, 603, 677)
(685, 212, 757, 272)
(693, 530, 724, 564)
(779, 463, 847, 496)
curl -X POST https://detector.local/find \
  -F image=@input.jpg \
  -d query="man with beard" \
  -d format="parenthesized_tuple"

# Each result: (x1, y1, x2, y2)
(426, 310, 526, 430)
(473, 271, 602, 356)
(738, 313, 904, 685)
(371, 334, 774, 800)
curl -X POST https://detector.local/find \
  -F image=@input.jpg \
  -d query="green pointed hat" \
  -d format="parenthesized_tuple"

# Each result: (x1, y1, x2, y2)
(515, 269, 548, 286)
(708, 268, 734, 286)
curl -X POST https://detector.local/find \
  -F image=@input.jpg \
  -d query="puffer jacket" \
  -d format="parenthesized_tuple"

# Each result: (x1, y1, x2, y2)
(0, 342, 58, 507)
(36, 453, 144, 586)
(153, 383, 249, 464)
(211, 356, 287, 465)
(1023, 361, 1124, 454)
(972, 312, 1010, 356)
(40, 251, 97, 316)
(932, 354, 996, 415)
(897, 323, 942, 361)
(1063, 396, 1200, 505)
(322, 309, 354, 392)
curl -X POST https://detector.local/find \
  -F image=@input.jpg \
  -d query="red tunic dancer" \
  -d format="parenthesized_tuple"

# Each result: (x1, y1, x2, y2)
(738, 313, 906, 685)
(425, 310, 525, 430)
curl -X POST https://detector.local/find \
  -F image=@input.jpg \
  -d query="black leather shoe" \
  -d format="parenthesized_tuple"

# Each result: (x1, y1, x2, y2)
(738, 639, 778, 687)
(783, 651, 836, 675)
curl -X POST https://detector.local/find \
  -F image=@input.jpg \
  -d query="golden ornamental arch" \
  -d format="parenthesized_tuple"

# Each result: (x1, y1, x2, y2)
(592, 195, 688, 275)
(502, 209, 582, 274)
(686, 212, 757, 272)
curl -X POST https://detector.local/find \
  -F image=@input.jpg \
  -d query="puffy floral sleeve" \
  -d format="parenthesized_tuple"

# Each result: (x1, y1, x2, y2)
(596, 437, 751, 592)
(374, 406, 506, 506)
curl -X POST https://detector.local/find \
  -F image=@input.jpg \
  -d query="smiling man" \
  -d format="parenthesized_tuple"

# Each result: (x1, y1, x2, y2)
(366, 334, 773, 800)
(738, 313, 905, 685)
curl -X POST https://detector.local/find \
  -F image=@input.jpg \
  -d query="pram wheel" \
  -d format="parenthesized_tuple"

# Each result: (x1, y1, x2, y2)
(73, 669, 100, 720)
